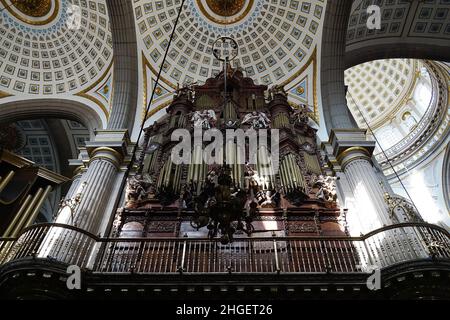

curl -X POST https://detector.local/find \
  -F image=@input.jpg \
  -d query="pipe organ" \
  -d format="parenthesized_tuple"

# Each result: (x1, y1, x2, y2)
(118, 68, 346, 239)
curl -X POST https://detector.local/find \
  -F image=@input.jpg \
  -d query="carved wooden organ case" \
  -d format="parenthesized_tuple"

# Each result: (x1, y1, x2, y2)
(113, 68, 347, 239)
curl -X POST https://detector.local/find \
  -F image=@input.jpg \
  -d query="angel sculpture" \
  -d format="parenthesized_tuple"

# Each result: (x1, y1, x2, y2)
(242, 111, 271, 129)
(293, 105, 309, 125)
(191, 109, 217, 129)
(269, 84, 287, 98)
(314, 175, 337, 202)
(125, 174, 154, 206)
(261, 190, 279, 208)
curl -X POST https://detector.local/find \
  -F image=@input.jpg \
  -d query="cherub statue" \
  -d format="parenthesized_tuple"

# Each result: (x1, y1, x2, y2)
(270, 84, 287, 98)
(242, 111, 271, 129)
(292, 105, 309, 125)
(261, 190, 279, 208)
(225, 119, 238, 128)
(191, 109, 217, 129)
(313, 175, 337, 202)
(125, 174, 154, 207)
(244, 163, 259, 190)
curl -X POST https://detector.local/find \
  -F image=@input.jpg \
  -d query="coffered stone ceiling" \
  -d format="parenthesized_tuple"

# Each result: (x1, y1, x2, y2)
(134, 0, 327, 125)
(344, 58, 420, 129)
(346, 0, 450, 66)
(0, 0, 114, 119)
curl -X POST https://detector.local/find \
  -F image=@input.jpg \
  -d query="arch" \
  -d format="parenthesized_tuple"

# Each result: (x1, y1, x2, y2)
(105, 0, 139, 133)
(0, 99, 105, 135)
(345, 43, 450, 69)
(320, 0, 358, 134)
(345, 0, 450, 68)
(320, 0, 450, 136)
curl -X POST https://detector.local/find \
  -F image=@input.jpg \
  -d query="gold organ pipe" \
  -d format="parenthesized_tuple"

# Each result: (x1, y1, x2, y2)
(24, 185, 52, 228)
(0, 171, 15, 194)
(173, 165, 179, 192)
(285, 159, 292, 189)
(10, 187, 44, 237)
(288, 157, 295, 189)
(287, 155, 295, 188)
(287, 155, 296, 187)
(166, 161, 173, 187)
(292, 155, 302, 188)
(284, 156, 291, 189)
(279, 159, 285, 189)
(157, 164, 163, 188)
(280, 159, 288, 190)
(3, 194, 32, 237)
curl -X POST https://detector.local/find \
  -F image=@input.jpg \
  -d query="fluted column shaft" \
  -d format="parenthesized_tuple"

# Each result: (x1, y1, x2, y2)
(72, 148, 121, 234)
(64, 167, 83, 200)
(38, 147, 123, 266)
(339, 149, 391, 233)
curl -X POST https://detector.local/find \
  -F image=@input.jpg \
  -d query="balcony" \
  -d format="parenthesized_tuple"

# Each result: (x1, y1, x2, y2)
(1, 222, 449, 275)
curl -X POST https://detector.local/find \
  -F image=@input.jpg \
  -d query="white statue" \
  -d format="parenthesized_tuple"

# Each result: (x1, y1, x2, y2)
(125, 174, 154, 206)
(242, 111, 271, 129)
(261, 190, 278, 208)
(313, 175, 337, 202)
(293, 105, 309, 124)
(191, 109, 217, 129)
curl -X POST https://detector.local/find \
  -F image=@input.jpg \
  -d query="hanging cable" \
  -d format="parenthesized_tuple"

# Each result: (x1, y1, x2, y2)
(112, 0, 186, 213)
(347, 91, 422, 216)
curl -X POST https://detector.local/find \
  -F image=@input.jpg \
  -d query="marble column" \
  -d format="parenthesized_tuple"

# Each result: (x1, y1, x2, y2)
(326, 129, 428, 265)
(328, 129, 392, 233)
(37, 131, 130, 266)
(72, 147, 122, 234)
(64, 166, 84, 201)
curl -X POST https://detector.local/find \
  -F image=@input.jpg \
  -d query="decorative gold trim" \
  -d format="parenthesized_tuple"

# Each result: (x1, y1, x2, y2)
(72, 165, 84, 178)
(24, 184, 52, 228)
(142, 52, 175, 121)
(0, 171, 14, 193)
(0, 149, 69, 183)
(336, 147, 372, 165)
(0, 0, 60, 26)
(145, 100, 172, 121)
(74, 59, 114, 120)
(142, 52, 176, 91)
(89, 147, 123, 167)
(196, 0, 254, 25)
(283, 46, 318, 124)
(0, 90, 13, 98)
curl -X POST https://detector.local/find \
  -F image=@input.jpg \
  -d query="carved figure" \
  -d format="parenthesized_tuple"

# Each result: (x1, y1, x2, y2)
(242, 111, 271, 129)
(191, 109, 217, 129)
(313, 175, 337, 202)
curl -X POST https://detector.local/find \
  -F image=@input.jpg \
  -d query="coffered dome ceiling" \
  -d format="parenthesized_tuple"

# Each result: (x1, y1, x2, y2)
(135, 0, 327, 122)
(345, 59, 421, 129)
(0, 0, 113, 113)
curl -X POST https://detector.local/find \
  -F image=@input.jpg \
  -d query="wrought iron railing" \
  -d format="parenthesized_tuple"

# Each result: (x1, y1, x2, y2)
(0, 223, 449, 274)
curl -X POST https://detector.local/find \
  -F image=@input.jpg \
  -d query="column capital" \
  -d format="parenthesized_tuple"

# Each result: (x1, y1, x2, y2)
(72, 165, 84, 178)
(328, 129, 376, 169)
(85, 130, 131, 167)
